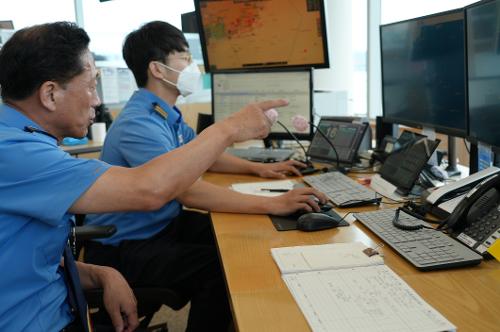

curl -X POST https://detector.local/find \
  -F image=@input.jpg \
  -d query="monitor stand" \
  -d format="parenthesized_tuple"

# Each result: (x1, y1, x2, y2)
(445, 136, 461, 177)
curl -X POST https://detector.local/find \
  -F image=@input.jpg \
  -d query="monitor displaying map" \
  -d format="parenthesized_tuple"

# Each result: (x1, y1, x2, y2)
(195, 0, 329, 72)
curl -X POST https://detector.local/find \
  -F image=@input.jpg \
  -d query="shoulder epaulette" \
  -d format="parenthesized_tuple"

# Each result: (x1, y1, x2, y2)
(152, 102, 168, 119)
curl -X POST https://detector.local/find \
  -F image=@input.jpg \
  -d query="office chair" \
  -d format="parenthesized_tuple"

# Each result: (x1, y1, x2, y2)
(74, 215, 189, 331)
(196, 113, 213, 134)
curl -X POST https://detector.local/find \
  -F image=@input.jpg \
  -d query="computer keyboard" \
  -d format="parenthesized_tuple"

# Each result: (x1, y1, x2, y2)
(303, 171, 380, 207)
(354, 209, 483, 270)
(226, 147, 294, 162)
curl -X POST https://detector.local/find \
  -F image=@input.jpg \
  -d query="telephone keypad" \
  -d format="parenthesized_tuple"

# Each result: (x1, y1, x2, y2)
(463, 207, 500, 246)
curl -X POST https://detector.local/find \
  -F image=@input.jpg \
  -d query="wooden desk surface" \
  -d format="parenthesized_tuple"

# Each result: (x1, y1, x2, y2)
(203, 172, 500, 332)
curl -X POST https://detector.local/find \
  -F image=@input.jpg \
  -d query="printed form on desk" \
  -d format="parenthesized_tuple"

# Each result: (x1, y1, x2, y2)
(230, 179, 296, 197)
(272, 242, 456, 332)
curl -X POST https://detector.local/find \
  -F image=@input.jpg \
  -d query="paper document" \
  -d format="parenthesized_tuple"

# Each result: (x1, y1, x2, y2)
(272, 242, 455, 332)
(283, 265, 456, 332)
(271, 242, 384, 274)
(370, 174, 406, 201)
(231, 180, 296, 197)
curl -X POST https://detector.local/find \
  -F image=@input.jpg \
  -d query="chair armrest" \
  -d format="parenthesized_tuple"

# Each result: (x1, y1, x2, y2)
(74, 225, 117, 241)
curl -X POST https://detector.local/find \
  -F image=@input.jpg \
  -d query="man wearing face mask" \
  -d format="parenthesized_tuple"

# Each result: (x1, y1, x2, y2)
(84, 21, 326, 331)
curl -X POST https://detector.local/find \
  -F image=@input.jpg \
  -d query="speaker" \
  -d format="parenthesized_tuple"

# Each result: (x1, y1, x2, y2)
(375, 116, 398, 150)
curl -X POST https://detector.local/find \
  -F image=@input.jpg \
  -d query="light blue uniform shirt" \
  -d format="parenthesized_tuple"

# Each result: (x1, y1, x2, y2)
(85, 89, 196, 245)
(0, 104, 111, 331)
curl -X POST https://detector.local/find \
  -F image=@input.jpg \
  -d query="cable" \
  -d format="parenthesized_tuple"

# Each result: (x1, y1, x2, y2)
(335, 197, 382, 208)
(377, 195, 413, 204)
(275, 120, 311, 164)
(463, 138, 470, 154)
(392, 207, 442, 231)
(309, 122, 345, 173)
(336, 211, 354, 225)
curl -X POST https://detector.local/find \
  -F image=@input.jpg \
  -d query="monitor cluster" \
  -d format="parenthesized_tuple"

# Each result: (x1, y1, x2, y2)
(195, 0, 330, 140)
(196, 0, 498, 150)
(380, 0, 500, 150)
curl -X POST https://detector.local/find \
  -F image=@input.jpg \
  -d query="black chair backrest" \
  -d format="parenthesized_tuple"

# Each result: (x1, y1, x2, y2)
(196, 113, 213, 134)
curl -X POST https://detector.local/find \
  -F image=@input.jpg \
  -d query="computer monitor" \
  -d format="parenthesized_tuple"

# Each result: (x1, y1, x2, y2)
(307, 117, 368, 165)
(211, 69, 313, 140)
(0, 21, 14, 29)
(195, 0, 329, 72)
(380, 9, 467, 137)
(467, 0, 500, 148)
(181, 11, 198, 33)
(380, 135, 441, 195)
(322, 116, 372, 152)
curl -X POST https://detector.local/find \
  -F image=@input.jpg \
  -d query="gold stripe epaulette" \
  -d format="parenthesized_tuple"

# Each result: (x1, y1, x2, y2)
(153, 103, 168, 119)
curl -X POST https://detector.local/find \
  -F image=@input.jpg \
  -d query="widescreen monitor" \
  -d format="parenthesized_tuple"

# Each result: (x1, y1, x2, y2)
(380, 9, 467, 137)
(195, 0, 329, 72)
(467, 0, 500, 147)
(211, 69, 313, 139)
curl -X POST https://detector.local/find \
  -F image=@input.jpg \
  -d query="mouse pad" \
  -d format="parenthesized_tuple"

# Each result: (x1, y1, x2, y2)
(270, 210, 349, 231)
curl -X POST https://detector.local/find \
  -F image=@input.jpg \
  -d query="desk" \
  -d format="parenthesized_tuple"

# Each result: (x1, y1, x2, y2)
(61, 140, 103, 157)
(203, 172, 500, 332)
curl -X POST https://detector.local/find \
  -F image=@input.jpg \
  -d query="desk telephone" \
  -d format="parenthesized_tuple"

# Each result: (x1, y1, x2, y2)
(440, 174, 500, 255)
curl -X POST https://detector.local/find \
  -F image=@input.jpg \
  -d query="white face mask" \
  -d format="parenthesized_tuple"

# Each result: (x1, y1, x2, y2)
(155, 61, 202, 97)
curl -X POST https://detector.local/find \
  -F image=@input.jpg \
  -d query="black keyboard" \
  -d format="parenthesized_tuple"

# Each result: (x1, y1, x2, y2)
(354, 209, 483, 270)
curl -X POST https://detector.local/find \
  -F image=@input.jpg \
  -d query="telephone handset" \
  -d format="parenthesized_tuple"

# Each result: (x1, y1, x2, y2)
(442, 174, 500, 255)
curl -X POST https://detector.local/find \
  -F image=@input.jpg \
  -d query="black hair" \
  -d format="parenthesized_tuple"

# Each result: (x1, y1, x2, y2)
(122, 21, 188, 87)
(0, 21, 90, 101)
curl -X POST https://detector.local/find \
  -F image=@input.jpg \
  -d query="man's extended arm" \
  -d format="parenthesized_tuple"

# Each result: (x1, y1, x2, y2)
(177, 180, 327, 215)
(70, 100, 287, 214)
(208, 152, 306, 178)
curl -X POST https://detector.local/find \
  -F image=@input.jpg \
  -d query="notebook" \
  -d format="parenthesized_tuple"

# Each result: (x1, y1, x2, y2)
(272, 242, 456, 332)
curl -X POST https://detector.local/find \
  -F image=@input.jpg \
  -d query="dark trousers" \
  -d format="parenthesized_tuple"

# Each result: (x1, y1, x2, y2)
(84, 210, 231, 332)
(62, 322, 114, 332)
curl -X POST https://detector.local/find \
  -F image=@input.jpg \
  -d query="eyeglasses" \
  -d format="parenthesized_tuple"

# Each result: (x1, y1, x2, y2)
(168, 53, 192, 64)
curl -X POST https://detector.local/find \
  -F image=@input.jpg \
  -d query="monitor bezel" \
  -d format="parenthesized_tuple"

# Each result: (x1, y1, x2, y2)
(465, 0, 500, 148)
(380, 8, 468, 138)
(210, 67, 314, 140)
(195, 0, 330, 73)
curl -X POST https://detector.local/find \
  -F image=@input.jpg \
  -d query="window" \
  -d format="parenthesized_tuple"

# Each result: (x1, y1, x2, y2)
(381, 0, 477, 24)
(0, 0, 75, 29)
(314, 0, 368, 119)
(81, 0, 195, 66)
(350, 0, 368, 117)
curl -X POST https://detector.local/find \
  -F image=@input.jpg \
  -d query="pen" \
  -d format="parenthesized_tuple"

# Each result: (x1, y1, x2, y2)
(260, 188, 290, 193)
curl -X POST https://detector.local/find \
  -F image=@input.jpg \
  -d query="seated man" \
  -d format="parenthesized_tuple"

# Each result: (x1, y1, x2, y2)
(0, 22, 293, 332)
(84, 21, 326, 331)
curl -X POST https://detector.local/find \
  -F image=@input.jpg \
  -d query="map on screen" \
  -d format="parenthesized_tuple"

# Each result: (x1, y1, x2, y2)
(197, 0, 328, 71)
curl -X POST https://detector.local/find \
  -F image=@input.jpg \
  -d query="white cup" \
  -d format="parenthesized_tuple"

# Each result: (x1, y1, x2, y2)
(91, 122, 107, 142)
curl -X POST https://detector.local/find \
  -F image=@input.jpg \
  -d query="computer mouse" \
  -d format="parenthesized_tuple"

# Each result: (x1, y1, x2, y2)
(299, 165, 319, 175)
(319, 203, 334, 212)
(297, 213, 340, 232)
